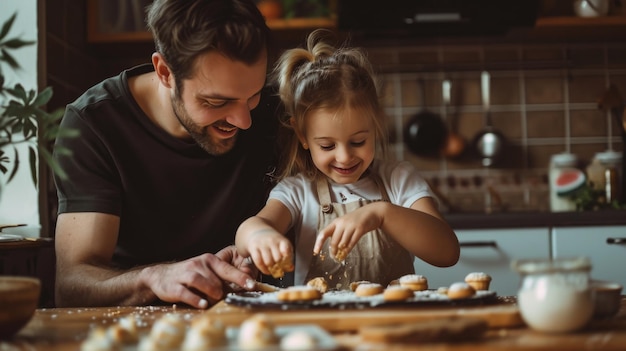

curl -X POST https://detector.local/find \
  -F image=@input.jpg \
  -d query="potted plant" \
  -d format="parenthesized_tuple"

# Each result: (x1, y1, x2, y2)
(0, 13, 78, 188)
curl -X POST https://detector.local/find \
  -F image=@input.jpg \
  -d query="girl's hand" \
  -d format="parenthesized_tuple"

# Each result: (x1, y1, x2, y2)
(313, 203, 384, 260)
(247, 229, 294, 278)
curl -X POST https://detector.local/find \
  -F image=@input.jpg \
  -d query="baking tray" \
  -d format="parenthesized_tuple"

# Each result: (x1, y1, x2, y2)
(224, 289, 498, 310)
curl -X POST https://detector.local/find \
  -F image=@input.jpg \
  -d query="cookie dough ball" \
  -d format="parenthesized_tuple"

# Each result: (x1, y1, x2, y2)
(306, 277, 329, 293)
(464, 272, 492, 291)
(107, 315, 139, 344)
(268, 256, 294, 279)
(181, 315, 226, 351)
(147, 313, 186, 349)
(81, 327, 120, 351)
(447, 282, 476, 299)
(399, 274, 428, 291)
(238, 314, 278, 349)
(333, 246, 349, 262)
(280, 329, 318, 350)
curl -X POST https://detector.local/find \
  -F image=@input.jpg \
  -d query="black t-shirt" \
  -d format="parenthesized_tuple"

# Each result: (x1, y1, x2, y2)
(54, 64, 280, 268)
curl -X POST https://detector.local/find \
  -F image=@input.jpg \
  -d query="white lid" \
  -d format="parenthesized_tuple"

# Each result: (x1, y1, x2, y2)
(550, 152, 577, 166)
(595, 150, 622, 164)
(512, 256, 591, 274)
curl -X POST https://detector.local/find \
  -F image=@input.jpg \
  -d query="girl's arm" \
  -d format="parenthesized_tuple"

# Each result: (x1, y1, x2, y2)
(235, 199, 295, 277)
(315, 197, 460, 268)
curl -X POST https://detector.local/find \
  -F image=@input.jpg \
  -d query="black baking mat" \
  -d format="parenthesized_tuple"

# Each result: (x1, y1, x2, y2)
(224, 290, 498, 310)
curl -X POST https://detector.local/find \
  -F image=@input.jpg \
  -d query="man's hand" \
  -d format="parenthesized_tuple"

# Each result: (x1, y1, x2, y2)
(140, 247, 257, 309)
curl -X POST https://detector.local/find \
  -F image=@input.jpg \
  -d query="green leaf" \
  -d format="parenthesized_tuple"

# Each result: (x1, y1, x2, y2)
(0, 38, 35, 49)
(0, 13, 17, 41)
(0, 48, 20, 70)
(7, 83, 28, 101)
(7, 146, 19, 183)
(40, 148, 68, 180)
(28, 145, 37, 186)
(33, 86, 53, 106)
(52, 146, 73, 157)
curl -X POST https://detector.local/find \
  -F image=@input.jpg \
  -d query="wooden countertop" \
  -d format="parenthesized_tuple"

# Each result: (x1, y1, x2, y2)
(7, 297, 626, 350)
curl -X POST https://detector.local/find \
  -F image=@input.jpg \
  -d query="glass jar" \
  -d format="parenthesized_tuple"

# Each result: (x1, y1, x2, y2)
(512, 257, 593, 333)
(549, 153, 585, 212)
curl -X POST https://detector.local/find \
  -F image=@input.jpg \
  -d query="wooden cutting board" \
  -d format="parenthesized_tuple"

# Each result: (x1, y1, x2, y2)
(205, 298, 523, 332)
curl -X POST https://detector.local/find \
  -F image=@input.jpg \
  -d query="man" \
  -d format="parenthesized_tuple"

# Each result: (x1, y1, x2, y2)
(52, 0, 279, 308)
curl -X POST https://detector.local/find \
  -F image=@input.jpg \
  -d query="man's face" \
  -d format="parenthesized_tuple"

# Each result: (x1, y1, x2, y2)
(171, 51, 267, 155)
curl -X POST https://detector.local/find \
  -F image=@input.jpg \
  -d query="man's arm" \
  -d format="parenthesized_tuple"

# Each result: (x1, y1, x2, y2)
(54, 212, 156, 307)
(54, 212, 257, 308)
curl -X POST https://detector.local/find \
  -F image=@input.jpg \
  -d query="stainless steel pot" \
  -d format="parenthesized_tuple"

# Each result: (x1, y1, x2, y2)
(472, 71, 505, 167)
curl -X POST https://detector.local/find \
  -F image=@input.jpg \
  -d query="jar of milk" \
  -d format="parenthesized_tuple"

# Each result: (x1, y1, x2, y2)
(512, 257, 593, 333)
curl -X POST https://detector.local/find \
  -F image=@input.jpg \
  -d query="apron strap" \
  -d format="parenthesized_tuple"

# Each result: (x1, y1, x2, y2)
(316, 176, 333, 213)
(370, 170, 391, 203)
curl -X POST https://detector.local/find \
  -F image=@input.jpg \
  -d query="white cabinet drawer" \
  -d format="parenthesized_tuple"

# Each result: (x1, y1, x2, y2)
(413, 228, 550, 296)
(552, 226, 626, 288)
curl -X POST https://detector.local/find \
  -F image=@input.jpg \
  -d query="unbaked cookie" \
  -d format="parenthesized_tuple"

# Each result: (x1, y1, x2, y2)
(399, 274, 428, 291)
(254, 281, 281, 293)
(464, 272, 492, 291)
(383, 286, 415, 301)
(276, 286, 323, 302)
(349, 280, 372, 292)
(355, 283, 384, 297)
(447, 282, 476, 299)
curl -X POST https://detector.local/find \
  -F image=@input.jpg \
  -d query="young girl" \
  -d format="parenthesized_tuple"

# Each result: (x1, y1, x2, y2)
(236, 29, 459, 289)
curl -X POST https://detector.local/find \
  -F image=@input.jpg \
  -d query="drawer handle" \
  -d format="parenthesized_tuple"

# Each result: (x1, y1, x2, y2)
(459, 241, 497, 248)
(606, 237, 626, 245)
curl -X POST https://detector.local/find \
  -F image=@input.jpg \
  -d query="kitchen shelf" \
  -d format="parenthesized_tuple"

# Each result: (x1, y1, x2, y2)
(266, 17, 336, 30)
(87, 17, 335, 43)
(536, 15, 626, 27)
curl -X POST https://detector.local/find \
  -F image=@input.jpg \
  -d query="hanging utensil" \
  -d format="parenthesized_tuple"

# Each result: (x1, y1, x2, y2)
(404, 78, 448, 157)
(472, 71, 506, 167)
(441, 79, 466, 159)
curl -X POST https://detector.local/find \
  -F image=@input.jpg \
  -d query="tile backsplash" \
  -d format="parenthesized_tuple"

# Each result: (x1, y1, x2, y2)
(367, 42, 626, 213)
(44, 0, 625, 215)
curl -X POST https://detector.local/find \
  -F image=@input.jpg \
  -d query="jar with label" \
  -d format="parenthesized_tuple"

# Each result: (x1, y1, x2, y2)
(586, 150, 622, 204)
(549, 153, 586, 212)
(513, 257, 593, 333)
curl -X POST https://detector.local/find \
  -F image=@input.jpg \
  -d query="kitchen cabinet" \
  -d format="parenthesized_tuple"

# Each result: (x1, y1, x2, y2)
(552, 225, 626, 288)
(413, 228, 550, 296)
(527, 15, 626, 41)
(86, 0, 335, 43)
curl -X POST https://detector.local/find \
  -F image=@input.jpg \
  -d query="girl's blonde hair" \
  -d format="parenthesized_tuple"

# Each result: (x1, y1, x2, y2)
(271, 29, 388, 180)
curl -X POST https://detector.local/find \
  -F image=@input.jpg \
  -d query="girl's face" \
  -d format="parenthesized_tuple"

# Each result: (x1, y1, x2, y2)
(301, 108, 376, 184)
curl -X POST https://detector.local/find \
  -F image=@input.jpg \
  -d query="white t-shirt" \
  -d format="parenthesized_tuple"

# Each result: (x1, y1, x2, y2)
(269, 160, 433, 285)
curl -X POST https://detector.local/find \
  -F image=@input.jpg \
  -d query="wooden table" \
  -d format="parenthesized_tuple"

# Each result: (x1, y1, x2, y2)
(5, 297, 626, 350)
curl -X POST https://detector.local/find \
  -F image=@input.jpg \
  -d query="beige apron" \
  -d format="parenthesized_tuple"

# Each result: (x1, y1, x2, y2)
(304, 173, 415, 290)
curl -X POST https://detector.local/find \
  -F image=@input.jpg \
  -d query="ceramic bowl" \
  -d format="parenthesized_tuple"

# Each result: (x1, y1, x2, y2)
(592, 280, 623, 319)
(0, 276, 41, 339)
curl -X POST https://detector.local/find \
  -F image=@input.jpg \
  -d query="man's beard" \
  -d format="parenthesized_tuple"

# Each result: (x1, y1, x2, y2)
(171, 92, 238, 156)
